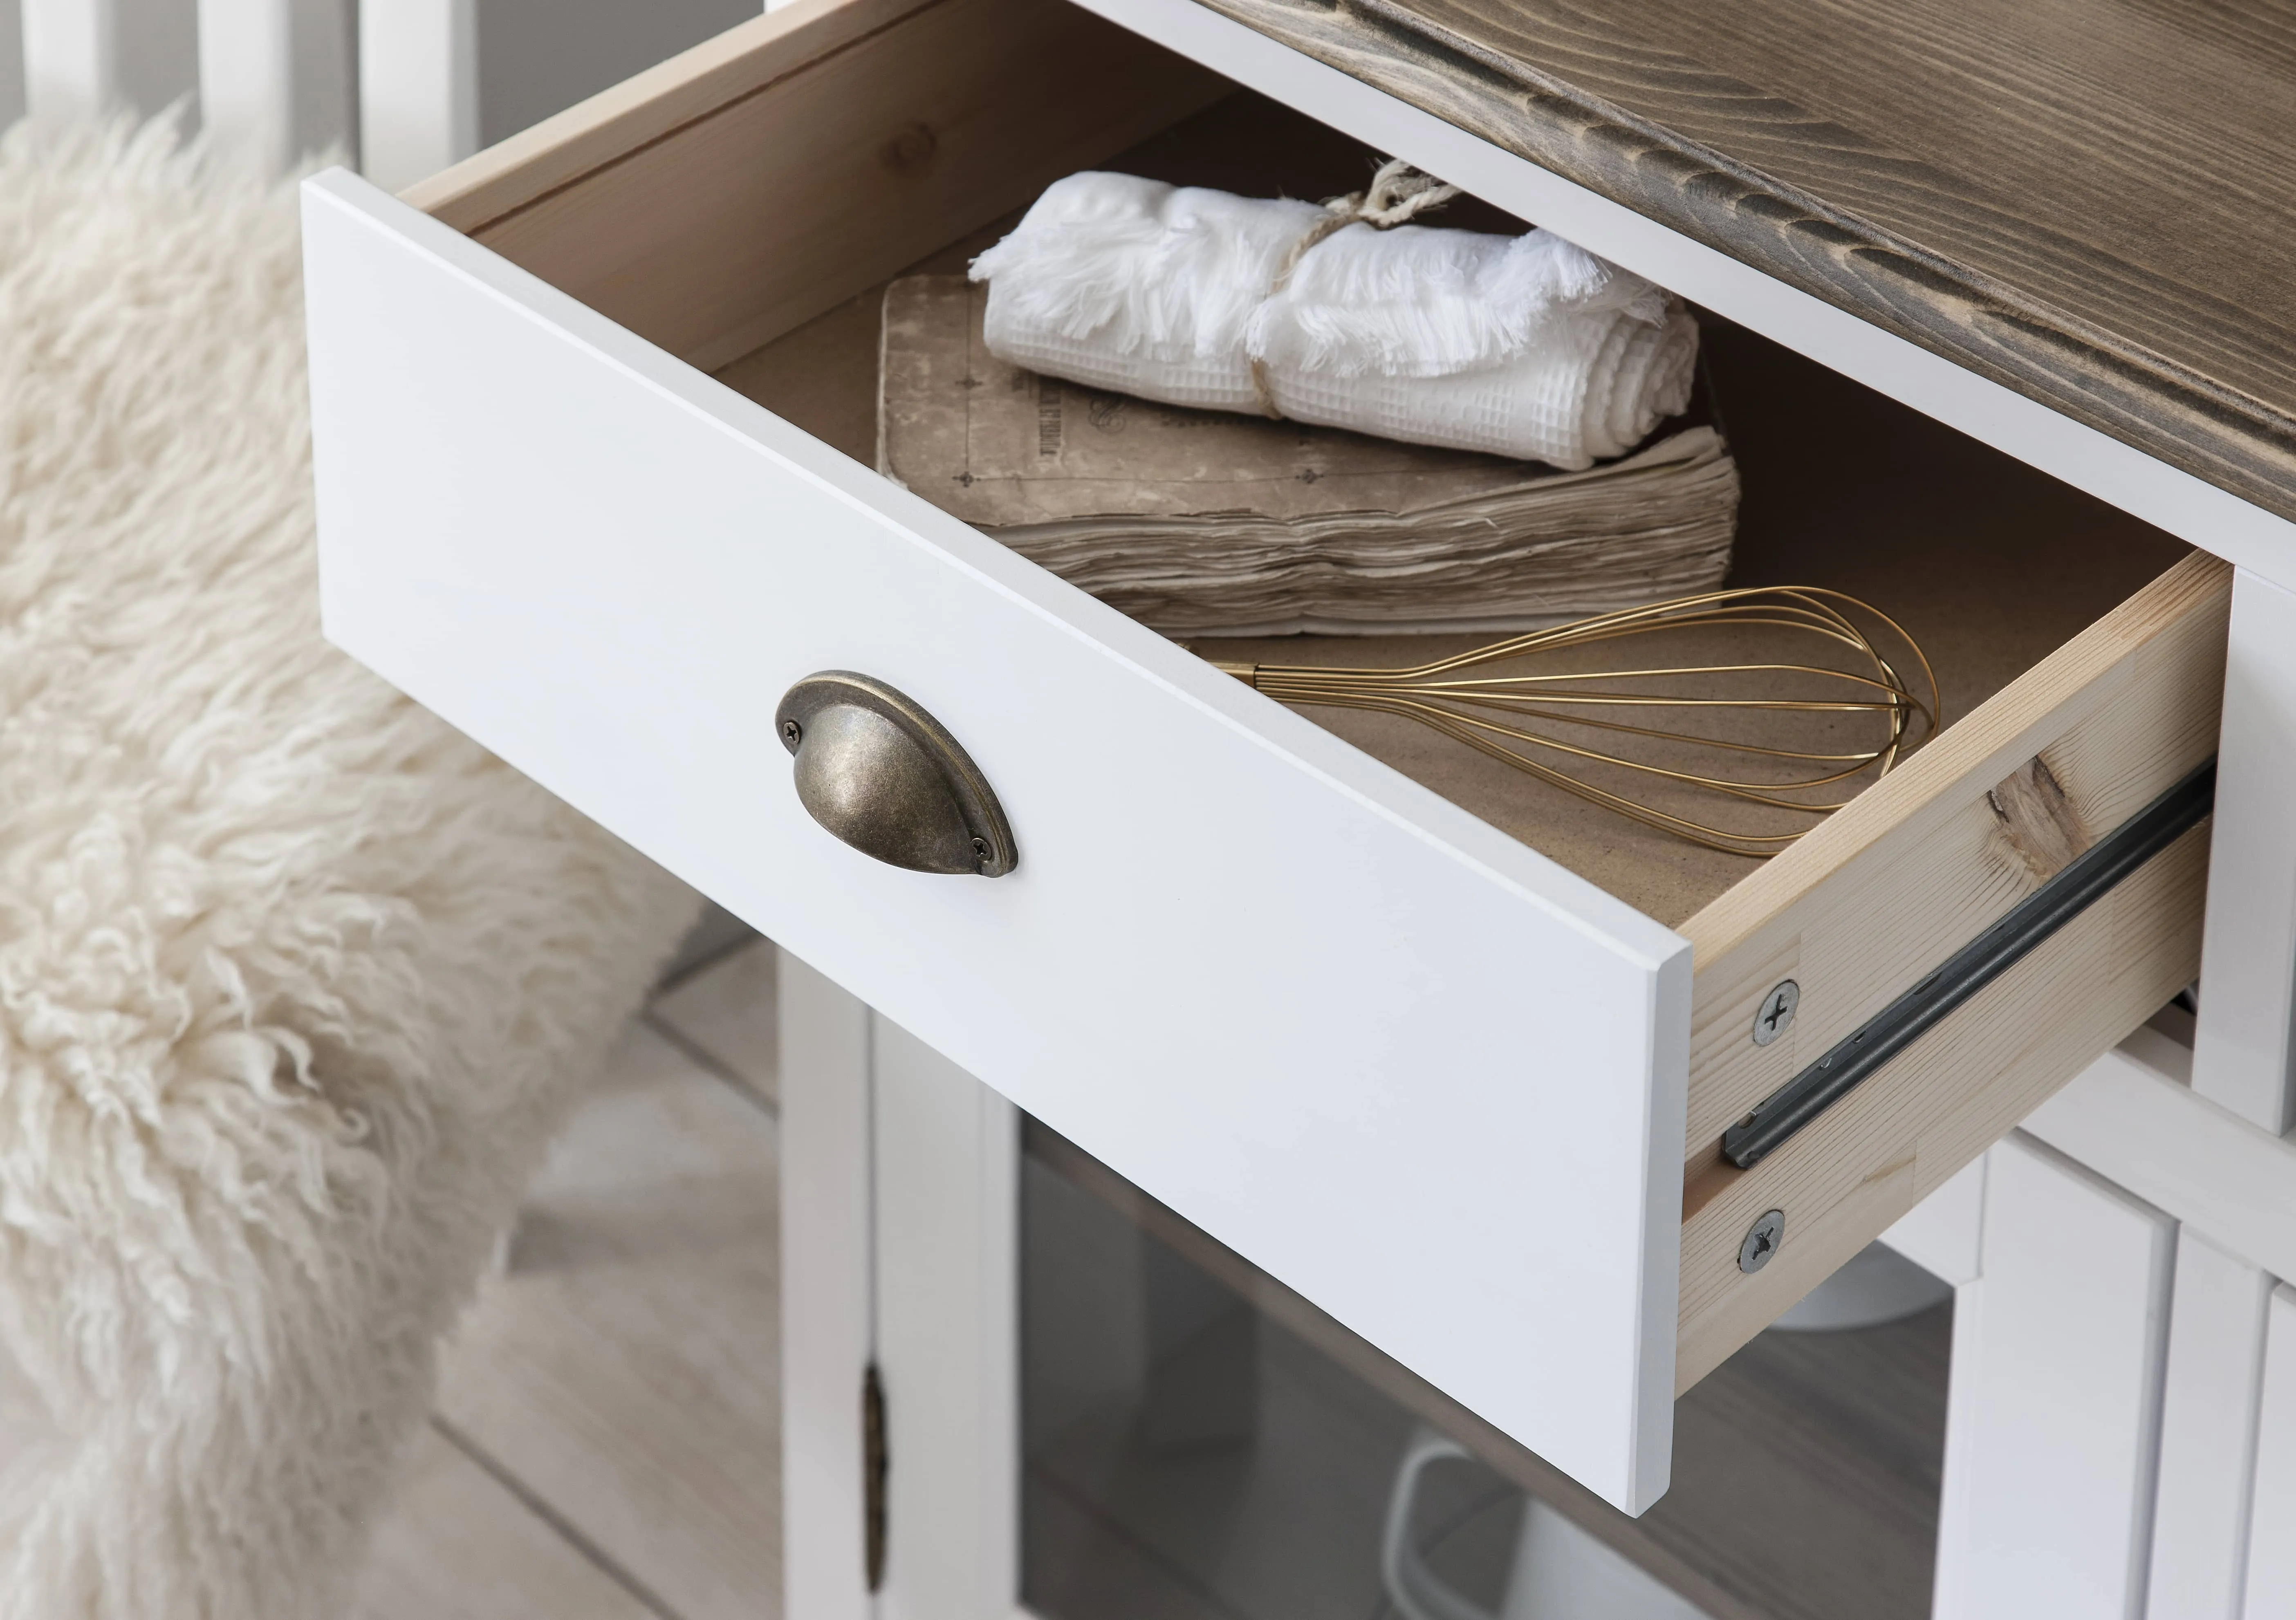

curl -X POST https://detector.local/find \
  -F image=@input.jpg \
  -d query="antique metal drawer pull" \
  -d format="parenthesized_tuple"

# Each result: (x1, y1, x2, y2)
(1723, 758, 2216, 1169)
(776, 672, 1017, 876)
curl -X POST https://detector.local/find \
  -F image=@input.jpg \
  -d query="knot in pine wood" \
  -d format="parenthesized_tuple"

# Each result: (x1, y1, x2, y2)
(1987, 754, 2092, 883)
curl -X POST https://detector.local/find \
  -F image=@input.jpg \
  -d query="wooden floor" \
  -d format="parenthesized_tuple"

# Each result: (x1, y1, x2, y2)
(357, 917, 784, 1620)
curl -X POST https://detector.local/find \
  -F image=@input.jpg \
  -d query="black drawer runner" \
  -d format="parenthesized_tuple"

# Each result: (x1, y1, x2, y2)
(1723, 759, 2216, 1170)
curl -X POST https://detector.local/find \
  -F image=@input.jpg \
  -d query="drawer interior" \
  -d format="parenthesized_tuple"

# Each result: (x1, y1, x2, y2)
(713, 191, 2187, 927)
(547, 77, 2193, 910)
(406, 0, 2222, 1392)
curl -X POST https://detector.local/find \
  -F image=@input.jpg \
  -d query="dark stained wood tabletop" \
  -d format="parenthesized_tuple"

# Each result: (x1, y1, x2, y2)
(1186, 0, 2296, 525)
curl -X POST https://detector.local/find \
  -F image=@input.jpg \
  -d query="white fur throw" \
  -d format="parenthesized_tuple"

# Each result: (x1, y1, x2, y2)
(0, 118, 699, 1617)
(969, 170, 1699, 468)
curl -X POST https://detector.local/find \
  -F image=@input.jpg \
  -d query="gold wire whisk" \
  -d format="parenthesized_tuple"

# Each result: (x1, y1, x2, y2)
(1211, 586, 1939, 858)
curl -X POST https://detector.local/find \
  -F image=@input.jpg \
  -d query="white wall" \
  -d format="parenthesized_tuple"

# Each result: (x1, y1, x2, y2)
(0, 0, 24, 126)
(475, 0, 756, 147)
(4, 0, 761, 173)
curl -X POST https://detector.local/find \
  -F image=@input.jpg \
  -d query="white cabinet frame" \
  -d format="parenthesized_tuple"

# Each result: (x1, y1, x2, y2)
(2244, 1286, 2296, 1617)
(782, 956, 2296, 1620)
(2195, 567, 2296, 1135)
(1946, 1036, 2296, 1620)
(1930, 1136, 2176, 1620)
(2146, 1230, 2274, 1620)
(778, 949, 1023, 1620)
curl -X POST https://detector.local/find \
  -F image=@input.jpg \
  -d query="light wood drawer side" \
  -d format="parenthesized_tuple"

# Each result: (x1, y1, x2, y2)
(1675, 551, 2229, 1389)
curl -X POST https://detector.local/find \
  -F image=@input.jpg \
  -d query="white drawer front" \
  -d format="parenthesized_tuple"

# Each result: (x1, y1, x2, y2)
(303, 170, 1691, 1510)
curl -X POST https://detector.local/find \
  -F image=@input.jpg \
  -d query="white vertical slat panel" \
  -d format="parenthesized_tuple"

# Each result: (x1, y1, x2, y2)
(22, 0, 109, 116)
(2147, 1230, 2274, 1620)
(777, 948, 875, 1620)
(199, 0, 351, 170)
(25, 0, 196, 120)
(196, 0, 287, 159)
(1931, 1136, 2177, 1620)
(1881, 1154, 1987, 1286)
(358, 0, 473, 190)
(115, 0, 195, 118)
(0, 0, 25, 126)
(2194, 565, 2296, 1134)
(288, 0, 354, 160)
(473, 0, 759, 148)
(2026, 1040, 2296, 1290)
(2247, 1286, 2296, 1618)
(872, 1017, 1018, 1620)
(1935, 1263, 1989, 1618)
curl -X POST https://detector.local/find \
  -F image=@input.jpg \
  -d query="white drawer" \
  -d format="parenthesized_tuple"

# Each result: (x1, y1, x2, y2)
(302, 0, 2224, 1511)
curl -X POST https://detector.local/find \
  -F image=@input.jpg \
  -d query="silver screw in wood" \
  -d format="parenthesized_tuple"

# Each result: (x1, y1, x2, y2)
(1739, 1208, 1785, 1273)
(1751, 980, 1799, 1046)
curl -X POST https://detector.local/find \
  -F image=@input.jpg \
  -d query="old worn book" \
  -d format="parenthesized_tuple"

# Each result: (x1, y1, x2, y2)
(877, 275, 1739, 635)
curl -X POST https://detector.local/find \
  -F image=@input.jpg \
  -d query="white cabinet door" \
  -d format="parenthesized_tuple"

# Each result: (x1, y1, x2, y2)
(777, 950, 874, 1620)
(778, 949, 1020, 1620)
(872, 1017, 1019, 1620)
(2245, 1286, 2296, 1618)
(1931, 1135, 2175, 1620)
(2147, 1230, 2274, 1620)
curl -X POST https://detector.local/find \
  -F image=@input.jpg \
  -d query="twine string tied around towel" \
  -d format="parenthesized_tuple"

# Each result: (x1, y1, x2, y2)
(1249, 157, 1461, 420)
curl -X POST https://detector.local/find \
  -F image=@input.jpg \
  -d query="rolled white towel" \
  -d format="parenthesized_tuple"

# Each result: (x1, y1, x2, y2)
(968, 170, 1698, 470)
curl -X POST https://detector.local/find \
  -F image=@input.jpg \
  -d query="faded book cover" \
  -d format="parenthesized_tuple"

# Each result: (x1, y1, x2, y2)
(879, 275, 1738, 634)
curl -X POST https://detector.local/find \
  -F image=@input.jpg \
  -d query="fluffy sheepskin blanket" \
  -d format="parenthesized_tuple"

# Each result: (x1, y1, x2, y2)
(0, 117, 699, 1616)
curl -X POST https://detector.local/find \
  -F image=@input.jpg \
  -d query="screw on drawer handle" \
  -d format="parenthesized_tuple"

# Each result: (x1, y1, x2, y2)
(775, 672, 1016, 877)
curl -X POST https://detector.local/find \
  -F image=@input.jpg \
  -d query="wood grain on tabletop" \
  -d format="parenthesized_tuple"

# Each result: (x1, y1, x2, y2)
(1188, 0, 2296, 524)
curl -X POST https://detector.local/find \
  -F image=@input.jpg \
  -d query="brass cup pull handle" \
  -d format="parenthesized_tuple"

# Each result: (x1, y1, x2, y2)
(776, 672, 1016, 877)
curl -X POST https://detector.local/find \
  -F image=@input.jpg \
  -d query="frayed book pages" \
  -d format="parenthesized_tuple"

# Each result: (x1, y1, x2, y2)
(878, 276, 1739, 637)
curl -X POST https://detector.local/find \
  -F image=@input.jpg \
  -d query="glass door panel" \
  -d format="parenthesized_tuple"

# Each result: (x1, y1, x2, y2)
(1019, 1118, 1951, 1620)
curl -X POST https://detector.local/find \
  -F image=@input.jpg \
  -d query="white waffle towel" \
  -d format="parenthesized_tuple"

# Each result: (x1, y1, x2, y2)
(969, 171, 1698, 470)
